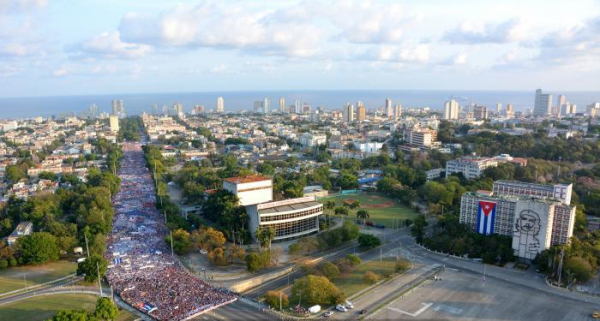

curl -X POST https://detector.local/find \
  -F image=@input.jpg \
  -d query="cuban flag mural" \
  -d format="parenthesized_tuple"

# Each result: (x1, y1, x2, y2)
(476, 201, 497, 235)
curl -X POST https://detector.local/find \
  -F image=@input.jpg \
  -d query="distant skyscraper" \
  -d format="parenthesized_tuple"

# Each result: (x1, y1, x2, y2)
(385, 98, 393, 119)
(294, 100, 301, 114)
(534, 89, 552, 116)
(344, 103, 355, 123)
(279, 97, 286, 113)
(302, 104, 311, 114)
(263, 97, 270, 114)
(473, 105, 488, 120)
(506, 104, 515, 118)
(496, 103, 502, 114)
(357, 103, 366, 122)
(216, 97, 224, 113)
(152, 104, 159, 115)
(173, 103, 183, 116)
(444, 99, 459, 120)
(394, 104, 402, 121)
(112, 99, 124, 116)
(88, 104, 99, 119)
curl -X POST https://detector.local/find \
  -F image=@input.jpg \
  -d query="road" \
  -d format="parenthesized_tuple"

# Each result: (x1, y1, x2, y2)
(0, 276, 91, 306)
(193, 299, 277, 321)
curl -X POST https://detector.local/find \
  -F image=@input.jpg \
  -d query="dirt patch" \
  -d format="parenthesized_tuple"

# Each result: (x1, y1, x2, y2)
(364, 201, 394, 209)
(368, 195, 383, 200)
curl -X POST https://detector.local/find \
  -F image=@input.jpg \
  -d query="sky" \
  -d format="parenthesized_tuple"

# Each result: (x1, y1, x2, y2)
(1, 0, 600, 97)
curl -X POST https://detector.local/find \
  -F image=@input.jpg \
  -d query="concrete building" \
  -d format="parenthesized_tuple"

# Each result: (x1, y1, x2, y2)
(357, 103, 366, 122)
(403, 127, 438, 147)
(298, 132, 327, 148)
(279, 97, 286, 113)
(506, 104, 515, 118)
(534, 89, 552, 116)
(344, 103, 355, 123)
(496, 103, 502, 114)
(109, 115, 120, 133)
(460, 191, 576, 260)
(263, 97, 270, 114)
(294, 100, 301, 114)
(385, 98, 393, 119)
(246, 196, 322, 242)
(394, 104, 402, 121)
(473, 105, 488, 120)
(7, 221, 33, 246)
(223, 176, 273, 207)
(587, 102, 600, 117)
(112, 99, 124, 115)
(444, 100, 459, 120)
(493, 180, 572, 205)
(445, 156, 498, 179)
(353, 141, 383, 153)
(216, 97, 225, 113)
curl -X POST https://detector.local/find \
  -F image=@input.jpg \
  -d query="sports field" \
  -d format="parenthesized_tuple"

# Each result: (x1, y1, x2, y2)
(0, 260, 77, 294)
(325, 193, 418, 228)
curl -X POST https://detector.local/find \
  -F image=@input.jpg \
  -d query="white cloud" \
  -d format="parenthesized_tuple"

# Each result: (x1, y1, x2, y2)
(536, 16, 600, 66)
(52, 68, 68, 77)
(0, 0, 47, 14)
(443, 18, 527, 44)
(453, 53, 467, 65)
(361, 44, 430, 63)
(75, 31, 152, 59)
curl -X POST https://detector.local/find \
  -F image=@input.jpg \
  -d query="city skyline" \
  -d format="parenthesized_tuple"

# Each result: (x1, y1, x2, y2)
(1, 0, 600, 98)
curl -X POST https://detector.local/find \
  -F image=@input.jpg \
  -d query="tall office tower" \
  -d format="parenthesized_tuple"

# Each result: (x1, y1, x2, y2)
(506, 104, 515, 118)
(534, 89, 552, 116)
(473, 105, 488, 120)
(496, 103, 502, 114)
(88, 104, 99, 119)
(444, 99, 459, 120)
(162, 104, 168, 115)
(173, 103, 183, 115)
(394, 104, 402, 121)
(216, 97, 225, 113)
(152, 104, 159, 115)
(111, 99, 124, 115)
(587, 102, 600, 117)
(263, 97, 270, 114)
(294, 99, 301, 114)
(357, 103, 366, 122)
(109, 115, 120, 133)
(279, 97, 286, 113)
(302, 104, 311, 114)
(557, 94, 566, 113)
(357, 101, 364, 109)
(344, 103, 355, 123)
(385, 98, 393, 119)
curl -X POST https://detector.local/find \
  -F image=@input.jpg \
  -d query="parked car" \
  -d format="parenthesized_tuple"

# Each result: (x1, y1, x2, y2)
(366, 221, 375, 226)
(345, 300, 354, 309)
(375, 223, 385, 229)
(359, 309, 368, 315)
(336, 304, 348, 312)
(324, 311, 334, 318)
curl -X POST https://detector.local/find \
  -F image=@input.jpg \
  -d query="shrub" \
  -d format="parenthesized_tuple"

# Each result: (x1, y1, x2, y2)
(346, 254, 361, 266)
(363, 271, 380, 284)
(264, 291, 288, 309)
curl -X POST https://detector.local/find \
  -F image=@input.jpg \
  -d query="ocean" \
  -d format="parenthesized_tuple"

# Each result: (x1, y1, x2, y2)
(0, 90, 599, 119)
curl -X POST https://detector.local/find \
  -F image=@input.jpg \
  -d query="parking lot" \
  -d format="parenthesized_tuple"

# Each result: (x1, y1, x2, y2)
(370, 269, 597, 321)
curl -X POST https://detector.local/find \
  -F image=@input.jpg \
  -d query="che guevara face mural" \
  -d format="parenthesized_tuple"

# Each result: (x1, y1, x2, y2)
(515, 209, 541, 255)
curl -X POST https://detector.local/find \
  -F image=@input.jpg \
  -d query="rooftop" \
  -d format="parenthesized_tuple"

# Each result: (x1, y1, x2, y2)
(224, 175, 271, 184)
(259, 201, 321, 215)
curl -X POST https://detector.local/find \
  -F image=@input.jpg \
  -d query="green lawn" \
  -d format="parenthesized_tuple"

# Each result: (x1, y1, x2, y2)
(0, 294, 137, 321)
(0, 260, 77, 294)
(332, 258, 400, 296)
(325, 193, 418, 228)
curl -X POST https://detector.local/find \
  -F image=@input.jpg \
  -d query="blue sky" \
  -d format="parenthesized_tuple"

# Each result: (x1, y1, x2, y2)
(1, 0, 600, 97)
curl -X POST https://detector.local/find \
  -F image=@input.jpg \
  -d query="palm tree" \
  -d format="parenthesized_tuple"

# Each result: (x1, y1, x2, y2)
(356, 209, 370, 226)
(325, 200, 336, 214)
(264, 226, 276, 250)
(349, 200, 361, 210)
(254, 228, 264, 252)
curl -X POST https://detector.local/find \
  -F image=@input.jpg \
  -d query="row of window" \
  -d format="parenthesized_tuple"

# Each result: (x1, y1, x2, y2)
(260, 216, 318, 238)
(260, 206, 323, 223)
(238, 185, 272, 193)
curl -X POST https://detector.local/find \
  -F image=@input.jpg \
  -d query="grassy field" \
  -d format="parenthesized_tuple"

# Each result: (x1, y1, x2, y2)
(0, 260, 77, 294)
(331, 258, 400, 296)
(325, 192, 418, 228)
(0, 294, 137, 321)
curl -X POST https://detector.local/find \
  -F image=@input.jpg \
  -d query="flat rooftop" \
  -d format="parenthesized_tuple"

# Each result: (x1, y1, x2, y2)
(224, 175, 271, 184)
(259, 201, 321, 215)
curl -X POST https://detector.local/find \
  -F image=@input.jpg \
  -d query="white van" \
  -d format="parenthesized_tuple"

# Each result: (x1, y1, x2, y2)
(345, 300, 354, 309)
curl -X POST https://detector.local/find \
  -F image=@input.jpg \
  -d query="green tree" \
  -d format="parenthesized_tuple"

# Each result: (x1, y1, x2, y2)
(357, 233, 381, 248)
(76, 255, 108, 283)
(94, 297, 118, 321)
(346, 254, 361, 267)
(411, 215, 428, 243)
(320, 261, 341, 280)
(363, 271, 380, 284)
(334, 206, 349, 216)
(165, 229, 192, 255)
(50, 309, 94, 321)
(16, 232, 60, 265)
(291, 275, 344, 306)
(356, 209, 370, 225)
(264, 291, 289, 309)
(564, 256, 593, 283)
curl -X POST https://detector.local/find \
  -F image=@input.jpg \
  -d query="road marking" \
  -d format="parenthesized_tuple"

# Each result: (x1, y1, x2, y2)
(387, 302, 432, 317)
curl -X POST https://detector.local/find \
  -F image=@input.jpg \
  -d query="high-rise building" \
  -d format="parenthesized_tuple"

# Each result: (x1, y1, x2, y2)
(357, 103, 366, 122)
(173, 103, 183, 115)
(445, 156, 498, 179)
(109, 115, 120, 133)
(493, 180, 572, 205)
(385, 98, 393, 119)
(88, 104, 99, 119)
(302, 104, 311, 114)
(279, 97, 286, 113)
(263, 97, 270, 114)
(394, 104, 402, 121)
(152, 104, 159, 115)
(294, 100, 301, 114)
(473, 105, 488, 120)
(587, 102, 600, 117)
(496, 103, 502, 114)
(403, 127, 437, 147)
(534, 89, 552, 116)
(506, 104, 515, 118)
(111, 99, 124, 116)
(344, 103, 355, 123)
(444, 99, 459, 120)
(556, 95, 566, 115)
(216, 97, 225, 113)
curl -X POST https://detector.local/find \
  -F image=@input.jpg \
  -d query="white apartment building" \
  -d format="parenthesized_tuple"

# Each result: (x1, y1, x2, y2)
(492, 180, 572, 205)
(109, 115, 120, 133)
(403, 127, 438, 147)
(445, 156, 498, 179)
(444, 99, 459, 120)
(245, 196, 322, 242)
(223, 175, 273, 206)
(298, 132, 327, 148)
(353, 141, 383, 153)
(344, 103, 355, 123)
(534, 89, 552, 116)
(216, 97, 225, 113)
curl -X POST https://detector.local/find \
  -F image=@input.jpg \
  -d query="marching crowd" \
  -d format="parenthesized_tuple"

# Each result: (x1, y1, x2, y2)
(105, 142, 236, 320)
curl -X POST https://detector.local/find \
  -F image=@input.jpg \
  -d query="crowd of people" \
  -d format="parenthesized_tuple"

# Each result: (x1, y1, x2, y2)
(105, 142, 236, 320)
